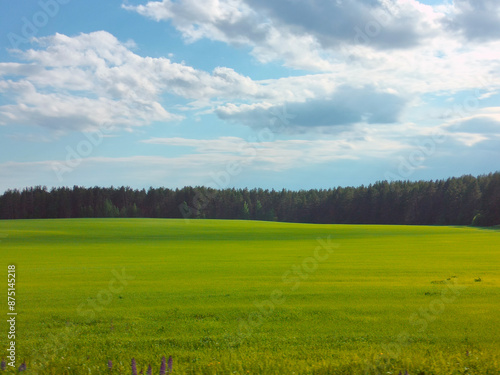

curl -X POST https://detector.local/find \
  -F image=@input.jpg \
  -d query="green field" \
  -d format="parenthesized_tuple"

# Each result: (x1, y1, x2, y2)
(0, 219, 499, 374)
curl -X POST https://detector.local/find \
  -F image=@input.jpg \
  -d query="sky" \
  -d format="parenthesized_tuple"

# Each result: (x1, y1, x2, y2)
(0, 0, 499, 193)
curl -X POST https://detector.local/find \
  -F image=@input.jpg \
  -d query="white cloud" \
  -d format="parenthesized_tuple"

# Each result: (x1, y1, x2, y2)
(0, 31, 269, 132)
(123, 0, 500, 116)
(123, 0, 444, 70)
(215, 85, 408, 131)
(443, 108, 500, 139)
(142, 135, 410, 172)
(3, 2, 500, 138)
(443, 0, 500, 41)
(0, 79, 175, 133)
(118, 0, 500, 142)
(122, 0, 341, 71)
(2, 124, 496, 192)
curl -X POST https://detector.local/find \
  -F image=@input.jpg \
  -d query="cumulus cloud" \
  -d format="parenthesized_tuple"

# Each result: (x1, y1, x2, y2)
(444, 108, 500, 137)
(124, 0, 443, 70)
(123, 0, 336, 70)
(443, 0, 500, 41)
(246, 0, 438, 50)
(216, 85, 408, 131)
(1, 16, 499, 138)
(451, 117, 500, 134)
(123, 0, 500, 96)
(0, 31, 269, 132)
(0, 79, 174, 132)
(0, 32, 176, 132)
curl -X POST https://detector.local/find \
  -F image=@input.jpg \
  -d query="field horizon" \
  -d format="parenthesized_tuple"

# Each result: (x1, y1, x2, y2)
(1, 219, 499, 374)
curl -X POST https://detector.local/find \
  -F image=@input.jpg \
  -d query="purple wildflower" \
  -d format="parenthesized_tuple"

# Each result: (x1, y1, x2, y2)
(160, 356, 166, 375)
(132, 358, 138, 375)
(167, 356, 173, 372)
(1, 361, 6, 370)
(18, 362, 26, 372)
(146, 364, 152, 375)
(108, 360, 113, 370)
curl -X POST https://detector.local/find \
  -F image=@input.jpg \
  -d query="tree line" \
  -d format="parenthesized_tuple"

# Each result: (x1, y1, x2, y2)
(0, 172, 499, 226)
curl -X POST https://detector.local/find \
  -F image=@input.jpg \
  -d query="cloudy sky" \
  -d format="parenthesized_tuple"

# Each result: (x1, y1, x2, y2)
(0, 0, 499, 192)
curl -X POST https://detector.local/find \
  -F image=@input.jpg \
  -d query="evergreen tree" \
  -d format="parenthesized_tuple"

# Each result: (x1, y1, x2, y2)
(1, 172, 499, 226)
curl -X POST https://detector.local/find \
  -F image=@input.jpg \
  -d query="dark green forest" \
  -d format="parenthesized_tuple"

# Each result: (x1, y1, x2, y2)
(1, 172, 499, 226)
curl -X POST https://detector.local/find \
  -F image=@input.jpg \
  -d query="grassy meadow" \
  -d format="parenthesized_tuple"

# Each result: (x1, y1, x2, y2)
(0, 219, 499, 374)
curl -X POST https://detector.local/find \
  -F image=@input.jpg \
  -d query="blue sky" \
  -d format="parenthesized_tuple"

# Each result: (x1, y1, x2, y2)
(0, 0, 499, 192)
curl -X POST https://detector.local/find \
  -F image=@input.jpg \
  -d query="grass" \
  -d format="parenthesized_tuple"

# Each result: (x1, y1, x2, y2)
(0, 219, 499, 374)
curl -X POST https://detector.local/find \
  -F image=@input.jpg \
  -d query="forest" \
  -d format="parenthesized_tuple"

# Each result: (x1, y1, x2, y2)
(0, 172, 499, 226)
